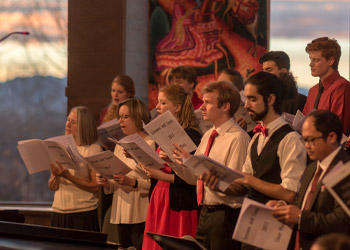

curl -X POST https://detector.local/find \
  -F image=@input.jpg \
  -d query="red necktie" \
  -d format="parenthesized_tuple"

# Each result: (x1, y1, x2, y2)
(295, 165, 323, 250)
(303, 165, 323, 210)
(253, 123, 268, 136)
(197, 130, 219, 205)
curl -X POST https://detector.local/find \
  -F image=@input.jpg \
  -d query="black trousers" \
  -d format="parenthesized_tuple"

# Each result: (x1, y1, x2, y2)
(117, 222, 145, 250)
(51, 208, 100, 232)
(241, 243, 262, 250)
(195, 205, 241, 250)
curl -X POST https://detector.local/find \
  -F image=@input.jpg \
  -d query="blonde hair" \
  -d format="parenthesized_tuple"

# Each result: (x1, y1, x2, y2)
(102, 74, 136, 124)
(116, 99, 151, 131)
(70, 106, 98, 146)
(159, 85, 198, 129)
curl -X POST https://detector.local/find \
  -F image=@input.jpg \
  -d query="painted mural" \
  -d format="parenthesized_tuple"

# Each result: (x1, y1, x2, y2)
(149, 0, 269, 109)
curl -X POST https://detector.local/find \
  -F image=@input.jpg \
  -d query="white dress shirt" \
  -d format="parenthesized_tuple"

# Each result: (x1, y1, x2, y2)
(172, 118, 250, 208)
(242, 116, 307, 193)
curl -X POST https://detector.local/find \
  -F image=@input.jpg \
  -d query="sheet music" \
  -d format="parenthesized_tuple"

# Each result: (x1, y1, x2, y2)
(183, 154, 244, 191)
(84, 150, 132, 179)
(322, 161, 350, 217)
(282, 112, 295, 125)
(341, 134, 348, 144)
(292, 110, 305, 132)
(44, 141, 78, 170)
(282, 110, 305, 132)
(17, 140, 52, 174)
(143, 110, 197, 162)
(109, 134, 164, 169)
(17, 139, 77, 174)
(234, 102, 256, 132)
(47, 134, 86, 166)
(232, 198, 292, 250)
(97, 118, 125, 150)
(150, 107, 158, 120)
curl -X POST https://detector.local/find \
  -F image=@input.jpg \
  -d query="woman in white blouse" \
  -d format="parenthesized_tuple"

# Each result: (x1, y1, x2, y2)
(96, 99, 153, 250)
(48, 106, 102, 231)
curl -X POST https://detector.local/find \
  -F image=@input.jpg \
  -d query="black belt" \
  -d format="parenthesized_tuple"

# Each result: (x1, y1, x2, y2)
(201, 204, 238, 212)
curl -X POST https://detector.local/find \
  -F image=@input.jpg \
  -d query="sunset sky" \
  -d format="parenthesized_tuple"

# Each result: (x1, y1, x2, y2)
(0, 0, 349, 92)
(0, 0, 67, 82)
(269, 0, 349, 92)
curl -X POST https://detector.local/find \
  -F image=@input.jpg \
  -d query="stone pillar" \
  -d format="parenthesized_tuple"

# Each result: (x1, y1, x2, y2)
(124, 1, 149, 105)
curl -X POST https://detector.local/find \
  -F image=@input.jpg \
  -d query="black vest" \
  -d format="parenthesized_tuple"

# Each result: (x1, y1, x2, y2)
(248, 124, 294, 203)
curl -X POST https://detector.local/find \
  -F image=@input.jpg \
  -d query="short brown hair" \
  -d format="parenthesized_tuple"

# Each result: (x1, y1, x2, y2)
(70, 106, 98, 146)
(202, 81, 241, 117)
(111, 74, 135, 97)
(305, 37, 341, 70)
(159, 84, 198, 129)
(314, 233, 350, 250)
(219, 69, 245, 91)
(168, 66, 198, 88)
(259, 51, 290, 71)
(117, 99, 150, 132)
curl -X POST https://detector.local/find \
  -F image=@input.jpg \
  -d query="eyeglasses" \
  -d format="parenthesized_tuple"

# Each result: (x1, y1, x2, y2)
(300, 136, 324, 145)
(118, 115, 131, 120)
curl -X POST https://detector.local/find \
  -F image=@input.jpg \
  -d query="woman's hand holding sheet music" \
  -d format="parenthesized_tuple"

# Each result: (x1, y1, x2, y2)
(112, 174, 136, 187)
(172, 143, 191, 165)
(50, 161, 69, 178)
(96, 173, 108, 187)
(158, 148, 172, 163)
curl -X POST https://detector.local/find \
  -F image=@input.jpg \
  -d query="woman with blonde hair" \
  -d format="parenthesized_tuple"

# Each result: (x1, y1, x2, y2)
(142, 84, 202, 250)
(99, 74, 135, 125)
(96, 98, 153, 250)
(49, 106, 102, 231)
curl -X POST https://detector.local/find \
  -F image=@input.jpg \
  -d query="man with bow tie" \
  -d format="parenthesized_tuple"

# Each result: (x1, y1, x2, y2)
(201, 72, 306, 249)
(204, 72, 306, 204)
(231, 72, 306, 204)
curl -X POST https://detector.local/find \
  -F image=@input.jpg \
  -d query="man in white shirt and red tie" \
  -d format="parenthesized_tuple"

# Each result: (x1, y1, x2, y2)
(202, 72, 306, 250)
(268, 110, 350, 250)
(172, 80, 250, 250)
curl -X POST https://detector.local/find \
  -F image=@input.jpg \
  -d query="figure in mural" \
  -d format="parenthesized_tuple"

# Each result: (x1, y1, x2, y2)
(225, 0, 260, 56)
(155, 0, 229, 81)
(149, 0, 267, 109)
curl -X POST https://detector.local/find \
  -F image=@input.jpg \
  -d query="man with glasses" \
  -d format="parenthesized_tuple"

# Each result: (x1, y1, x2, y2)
(269, 110, 350, 250)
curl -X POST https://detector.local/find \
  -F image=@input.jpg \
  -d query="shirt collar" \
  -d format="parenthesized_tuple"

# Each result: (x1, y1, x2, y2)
(260, 116, 287, 135)
(321, 71, 340, 90)
(319, 146, 342, 172)
(215, 118, 236, 136)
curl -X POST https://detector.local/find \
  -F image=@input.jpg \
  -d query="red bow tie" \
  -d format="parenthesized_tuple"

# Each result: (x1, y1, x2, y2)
(253, 124, 268, 136)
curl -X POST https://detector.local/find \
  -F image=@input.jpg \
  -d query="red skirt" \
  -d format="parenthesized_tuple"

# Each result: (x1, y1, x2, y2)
(142, 166, 198, 250)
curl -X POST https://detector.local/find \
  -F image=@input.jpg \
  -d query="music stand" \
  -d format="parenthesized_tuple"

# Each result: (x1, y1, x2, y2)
(147, 232, 207, 250)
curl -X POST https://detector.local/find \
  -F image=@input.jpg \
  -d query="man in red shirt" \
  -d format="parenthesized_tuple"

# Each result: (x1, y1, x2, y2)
(303, 37, 350, 135)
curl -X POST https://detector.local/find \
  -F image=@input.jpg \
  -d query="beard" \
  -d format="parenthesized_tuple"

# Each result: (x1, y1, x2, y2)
(248, 105, 268, 122)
